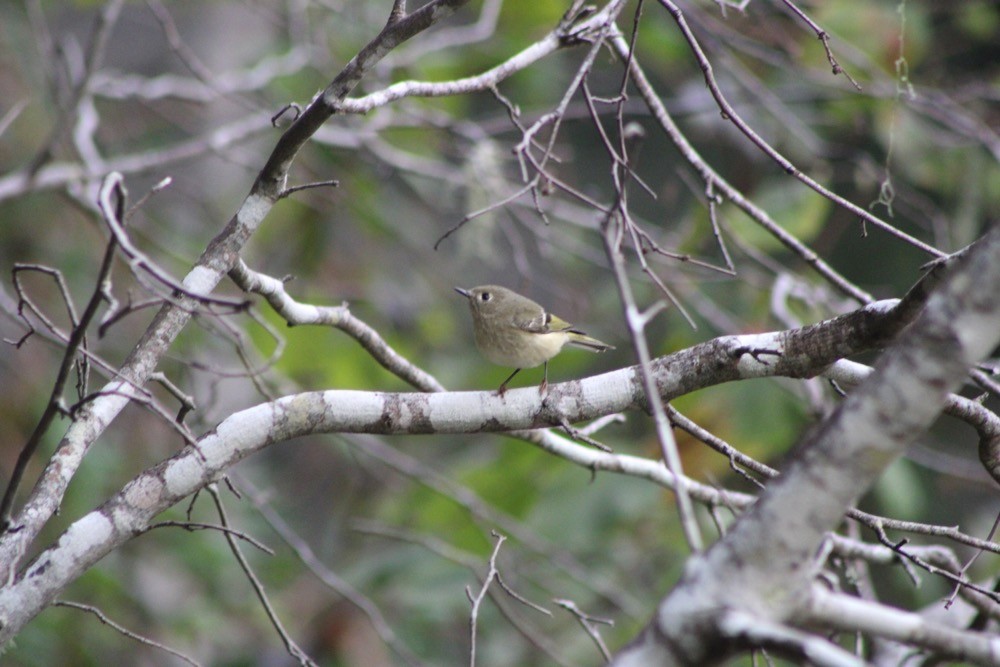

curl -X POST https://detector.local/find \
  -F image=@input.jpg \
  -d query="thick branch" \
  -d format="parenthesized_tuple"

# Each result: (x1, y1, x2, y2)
(612, 228, 1000, 664)
(4, 268, 998, 643)
(0, 0, 470, 583)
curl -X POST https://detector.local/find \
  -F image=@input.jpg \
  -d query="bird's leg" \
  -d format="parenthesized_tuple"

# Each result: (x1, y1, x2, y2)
(538, 361, 549, 395)
(497, 368, 521, 396)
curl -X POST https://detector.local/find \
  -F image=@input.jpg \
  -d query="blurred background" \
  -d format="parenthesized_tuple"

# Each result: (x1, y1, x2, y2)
(0, 1, 997, 664)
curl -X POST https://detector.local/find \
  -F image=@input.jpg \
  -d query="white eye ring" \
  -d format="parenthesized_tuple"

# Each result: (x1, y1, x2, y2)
(480, 292, 492, 301)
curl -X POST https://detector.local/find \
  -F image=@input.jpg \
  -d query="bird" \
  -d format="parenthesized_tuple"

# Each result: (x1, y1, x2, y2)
(454, 284, 614, 395)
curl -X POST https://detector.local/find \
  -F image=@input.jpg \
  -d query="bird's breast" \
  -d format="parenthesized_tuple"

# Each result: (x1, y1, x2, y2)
(474, 327, 569, 368)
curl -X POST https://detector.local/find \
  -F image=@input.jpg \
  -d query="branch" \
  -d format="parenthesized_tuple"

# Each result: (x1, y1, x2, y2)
(240, 477, 423, 666)
(467, 532, 505, 667)
(0, 174, 125, 529)
(6, 261, 999, 643)
(654, 0, 943, 258)
(807, 587, 1000, 664)
(607, 29, 873, 303)
(53, 600, 200, 667)
(229, 260, 444, 391)
(259, 0, 473, 190)
(611, 227, 1000, 664)
(206, 486, 316, 666)
(0, 0, 470, 585)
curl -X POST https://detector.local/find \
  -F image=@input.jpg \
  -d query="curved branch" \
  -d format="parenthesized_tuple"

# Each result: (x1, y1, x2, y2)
(611, 225, 1000, 666)
(0, 0, 473, 590)
(5, 250, 999, 644)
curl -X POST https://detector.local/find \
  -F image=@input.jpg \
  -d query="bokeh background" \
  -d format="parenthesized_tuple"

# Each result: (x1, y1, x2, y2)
(0, 1, 997, 664)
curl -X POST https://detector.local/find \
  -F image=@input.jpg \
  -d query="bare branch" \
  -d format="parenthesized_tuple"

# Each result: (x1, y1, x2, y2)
(53, 600, 201, 667)
(205, 486, 317, 666)
(467, 531, 505, 667)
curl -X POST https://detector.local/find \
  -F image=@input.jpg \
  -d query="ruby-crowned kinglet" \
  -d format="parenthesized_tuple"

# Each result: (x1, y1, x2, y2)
(454, 285, 614, 395)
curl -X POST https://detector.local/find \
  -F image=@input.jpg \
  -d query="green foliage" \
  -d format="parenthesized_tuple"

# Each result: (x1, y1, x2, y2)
(1, 0, 996, 664)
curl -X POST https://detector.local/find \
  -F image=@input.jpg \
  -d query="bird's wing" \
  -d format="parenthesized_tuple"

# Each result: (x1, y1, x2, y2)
(514, 309, 574, 335)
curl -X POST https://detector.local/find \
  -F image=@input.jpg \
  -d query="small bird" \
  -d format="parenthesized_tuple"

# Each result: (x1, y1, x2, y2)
(455, 285, 614, 395)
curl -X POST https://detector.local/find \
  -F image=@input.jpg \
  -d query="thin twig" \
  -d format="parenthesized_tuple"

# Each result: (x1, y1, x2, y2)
(467, 531, 506, 667)
(607, 29, 873, 304)
(206, 486, 317, 666)
(54, 600, 201, 667)
(775, 0, 862, 90)
(238, 476, 424, 666)
(143, 520, 275, 554)
(655, 0, 942, 258)
(0, 174, 126, 530)
(554, 598, 614, 661)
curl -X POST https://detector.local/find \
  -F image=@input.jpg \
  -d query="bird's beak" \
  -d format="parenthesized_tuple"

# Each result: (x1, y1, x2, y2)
(454, 287, 471, 299)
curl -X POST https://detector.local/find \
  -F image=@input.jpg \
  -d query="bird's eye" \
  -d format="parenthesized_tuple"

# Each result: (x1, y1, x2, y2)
(480, 292, 492, 302)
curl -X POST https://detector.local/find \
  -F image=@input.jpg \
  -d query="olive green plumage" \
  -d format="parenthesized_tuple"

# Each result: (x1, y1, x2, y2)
(455, 285, 613, 394)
